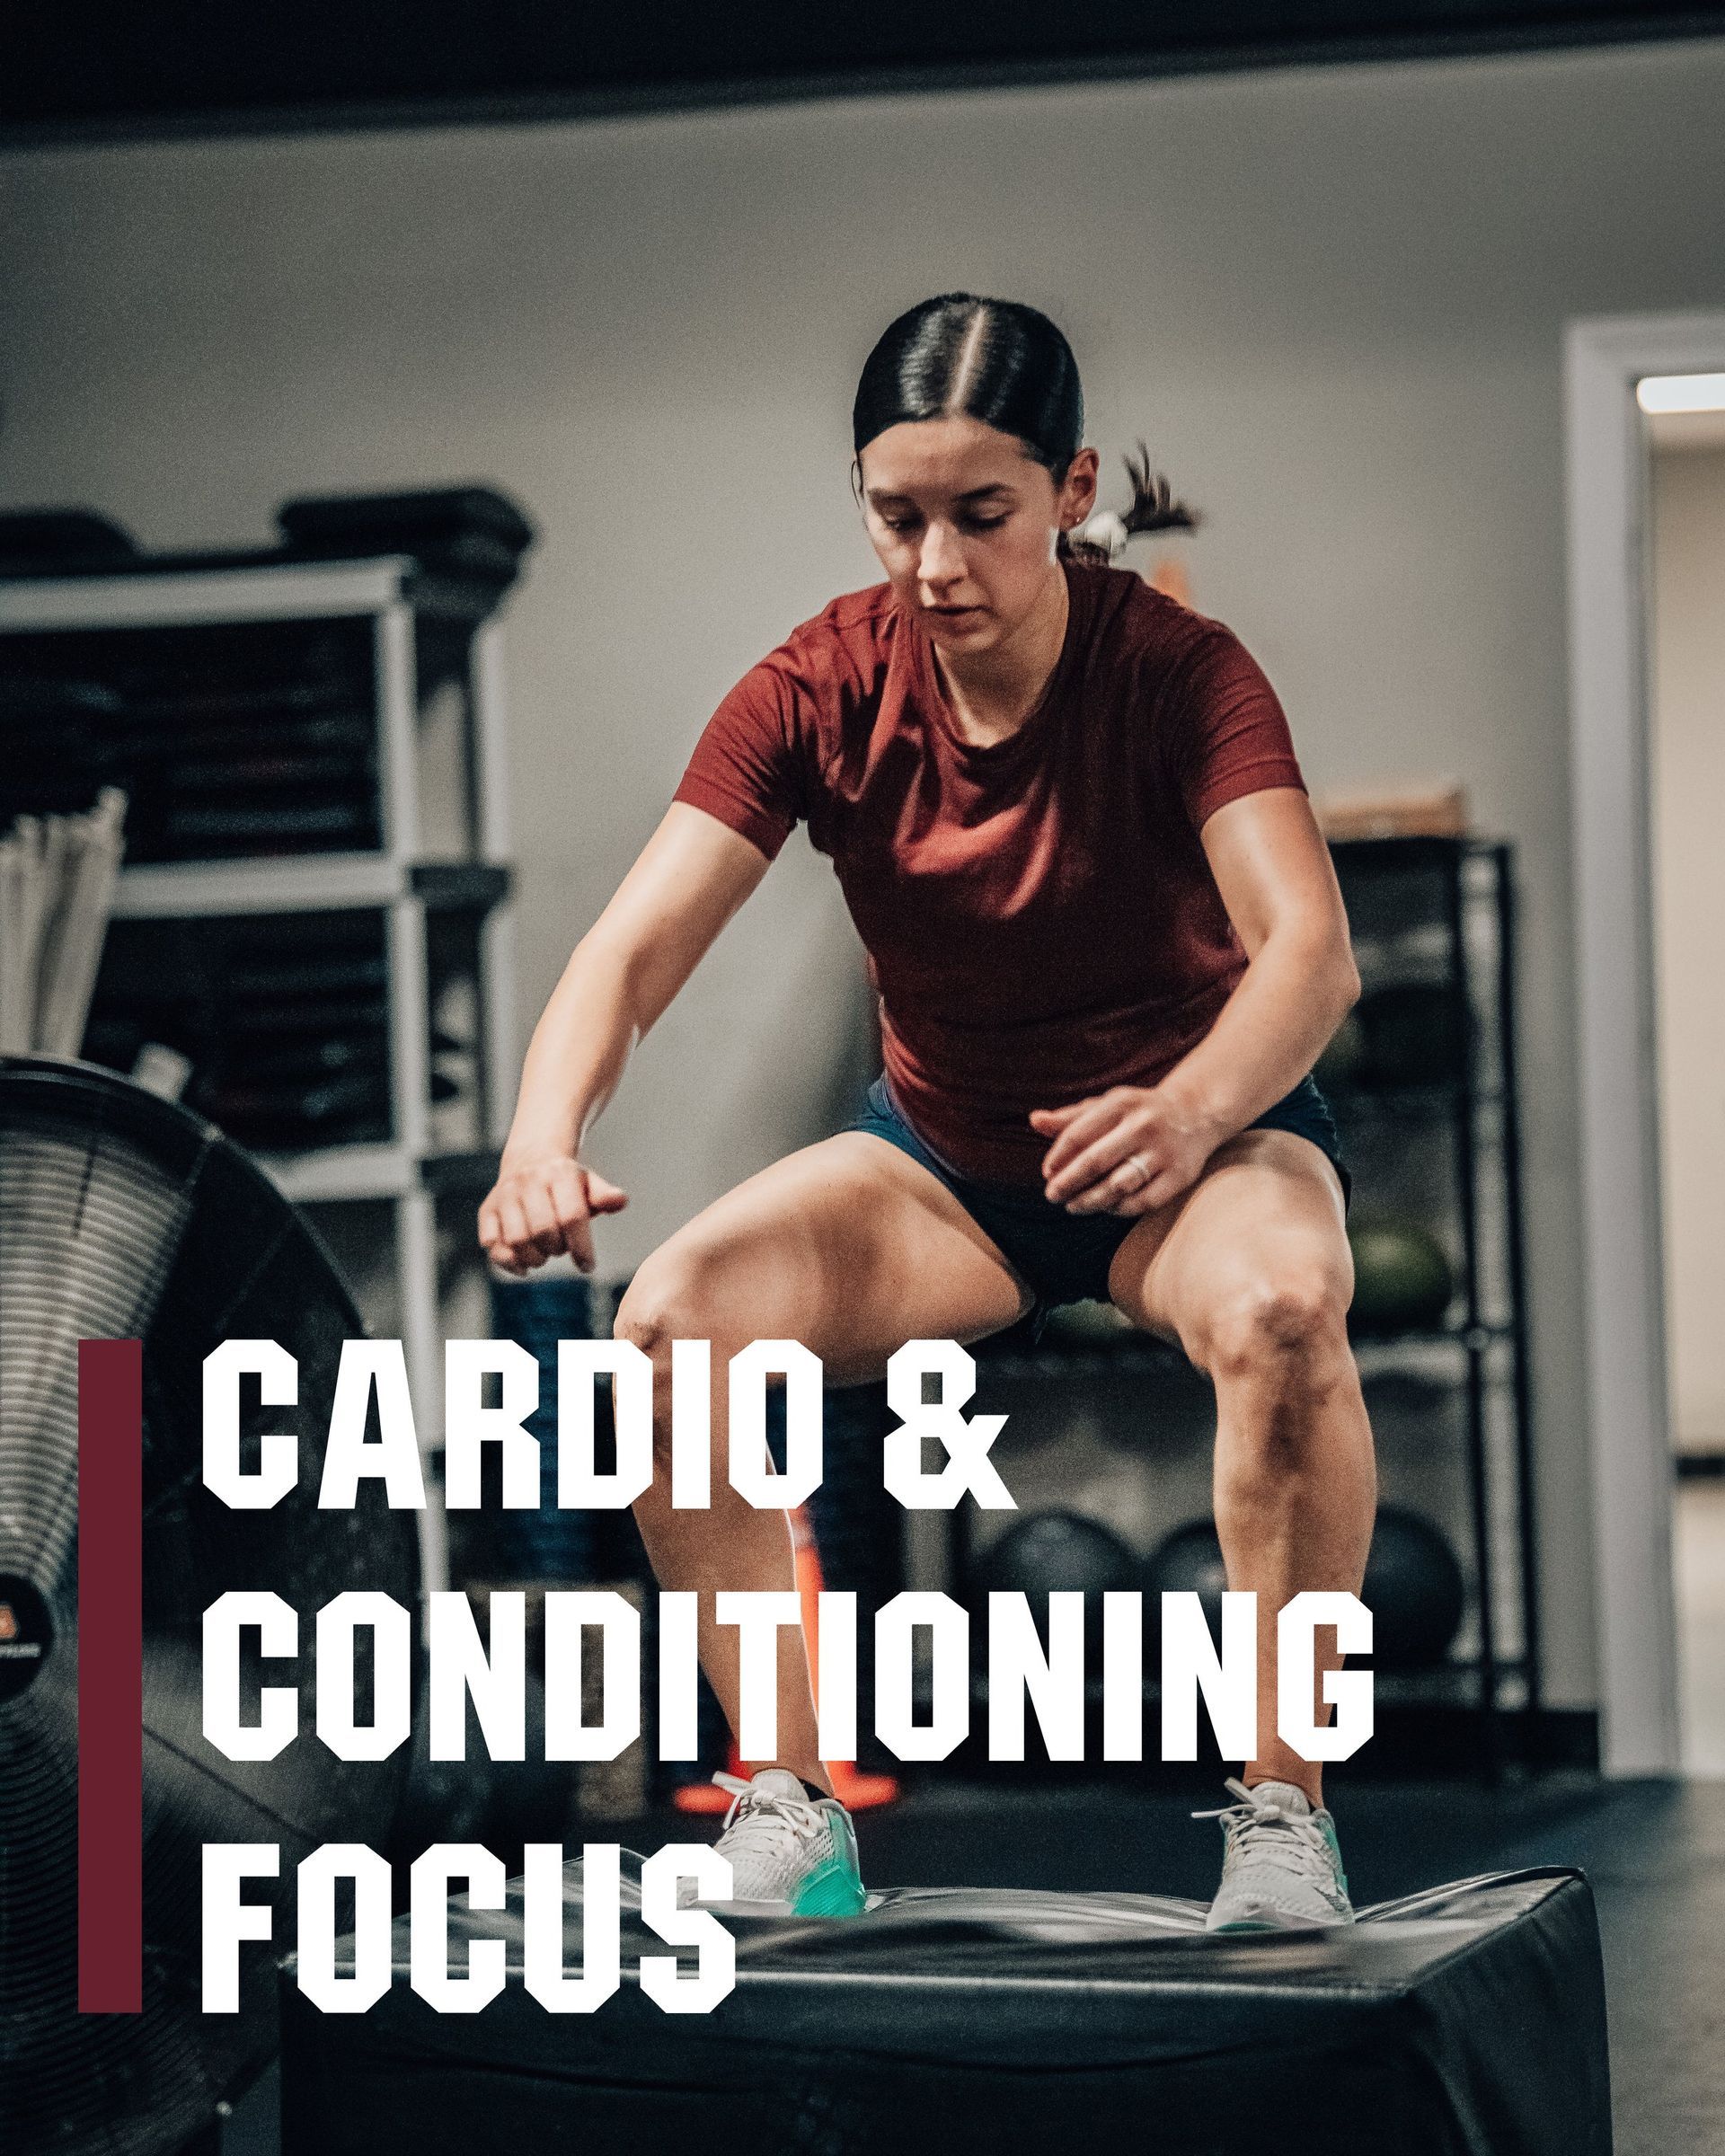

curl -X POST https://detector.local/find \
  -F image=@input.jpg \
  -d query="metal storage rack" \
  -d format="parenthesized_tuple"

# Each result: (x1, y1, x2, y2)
(962, 836, 1540, 1776)
(0, 553, 521, 1593)
(1322, 835, 1540, 1770)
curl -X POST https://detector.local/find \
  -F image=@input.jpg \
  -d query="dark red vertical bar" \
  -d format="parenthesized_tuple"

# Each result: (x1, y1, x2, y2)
(78, 1337, 143, 2014)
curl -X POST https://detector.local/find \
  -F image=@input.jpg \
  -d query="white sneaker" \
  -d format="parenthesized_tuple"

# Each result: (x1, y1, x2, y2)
(677, 1769, 867, 1916)
(1197, 1777, 1356, 1931)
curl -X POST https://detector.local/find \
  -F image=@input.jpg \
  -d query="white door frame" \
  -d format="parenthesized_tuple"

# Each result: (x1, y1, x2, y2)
(1564, 311, 1725, 1774)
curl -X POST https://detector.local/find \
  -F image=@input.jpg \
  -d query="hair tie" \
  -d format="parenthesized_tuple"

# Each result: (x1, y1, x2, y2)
(1072, 444, 1203, 564)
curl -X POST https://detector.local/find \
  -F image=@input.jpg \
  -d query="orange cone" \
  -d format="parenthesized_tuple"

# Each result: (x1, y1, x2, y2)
(670, 1776, 734, 1815)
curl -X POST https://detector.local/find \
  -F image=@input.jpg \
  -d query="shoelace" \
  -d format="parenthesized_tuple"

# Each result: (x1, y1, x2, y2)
(712, 1772, 826, 1869)
(1191, 1776, 1336, 1881)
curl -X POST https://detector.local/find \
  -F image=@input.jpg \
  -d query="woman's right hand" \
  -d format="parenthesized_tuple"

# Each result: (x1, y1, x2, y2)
(476, 806, 767, 1279)
(477, 1153, 629, 1277)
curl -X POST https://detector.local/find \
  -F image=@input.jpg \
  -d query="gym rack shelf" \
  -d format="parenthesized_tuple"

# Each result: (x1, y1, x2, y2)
(967, 835, 1542, 1780)
(0, 551, 523, 1595)
(1327, 836, 1540, 1773)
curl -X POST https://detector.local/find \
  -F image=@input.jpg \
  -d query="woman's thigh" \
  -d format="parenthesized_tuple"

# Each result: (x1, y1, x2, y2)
(1105, 1128, 1351, 1363)
(617, 1130, 1032, 1384)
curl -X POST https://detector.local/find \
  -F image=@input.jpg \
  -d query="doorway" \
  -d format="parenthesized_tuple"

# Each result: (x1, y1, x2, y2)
(1643, 378, 1725, 1775)
(1566, 317, 1725, 1776)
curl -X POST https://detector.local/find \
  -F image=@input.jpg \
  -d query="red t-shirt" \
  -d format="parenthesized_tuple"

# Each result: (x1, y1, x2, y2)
(674, 562, 1305, 1185)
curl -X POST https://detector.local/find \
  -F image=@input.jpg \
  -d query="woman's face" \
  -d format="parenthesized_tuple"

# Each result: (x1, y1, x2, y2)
(857, 416, 1099, 656)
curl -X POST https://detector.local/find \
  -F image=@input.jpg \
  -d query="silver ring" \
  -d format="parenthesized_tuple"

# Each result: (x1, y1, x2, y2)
(1119, 1153, 1151, 1191)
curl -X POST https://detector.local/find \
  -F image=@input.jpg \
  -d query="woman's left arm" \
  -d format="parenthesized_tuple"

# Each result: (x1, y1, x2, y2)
(1035, 788, 1358, 1214)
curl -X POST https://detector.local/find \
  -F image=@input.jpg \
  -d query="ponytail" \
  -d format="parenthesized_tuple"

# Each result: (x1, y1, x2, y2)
(1063, 444, 1202, 565)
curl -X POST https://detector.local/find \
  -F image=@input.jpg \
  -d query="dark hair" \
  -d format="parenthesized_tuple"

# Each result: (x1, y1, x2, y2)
(853, 295, 1202, 556)
(853, 293, 1083, 475)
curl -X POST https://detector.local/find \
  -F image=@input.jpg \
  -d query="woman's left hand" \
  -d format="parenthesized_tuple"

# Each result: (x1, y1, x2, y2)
(1031, 1085, 1226, 1216)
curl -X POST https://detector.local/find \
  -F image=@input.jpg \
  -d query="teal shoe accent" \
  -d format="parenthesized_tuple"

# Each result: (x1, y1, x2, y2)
(690, 1768, 869, 1915)
(791, 1803, 866, 1916)
(791, 1858, 868, 1917)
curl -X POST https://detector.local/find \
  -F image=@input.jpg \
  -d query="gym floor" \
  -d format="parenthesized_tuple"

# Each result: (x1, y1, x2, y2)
(226, 1770, 1721, 2156)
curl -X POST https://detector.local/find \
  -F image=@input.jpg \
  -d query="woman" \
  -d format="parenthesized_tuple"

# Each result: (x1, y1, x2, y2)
(479, 295, 1376, 1930)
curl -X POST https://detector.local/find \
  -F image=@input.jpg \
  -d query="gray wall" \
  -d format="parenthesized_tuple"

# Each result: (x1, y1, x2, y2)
(7, 39, 1725, 1704)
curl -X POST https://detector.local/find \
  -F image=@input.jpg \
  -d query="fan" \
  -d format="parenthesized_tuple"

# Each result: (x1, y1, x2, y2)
(0, 1055, 419, 2154)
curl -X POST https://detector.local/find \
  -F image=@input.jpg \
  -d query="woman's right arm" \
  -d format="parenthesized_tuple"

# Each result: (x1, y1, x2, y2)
(478, 802, 771, 1275)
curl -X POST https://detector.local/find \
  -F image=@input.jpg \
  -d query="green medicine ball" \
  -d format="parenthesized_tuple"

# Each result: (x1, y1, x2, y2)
(1348, 1219, 1455, 1335)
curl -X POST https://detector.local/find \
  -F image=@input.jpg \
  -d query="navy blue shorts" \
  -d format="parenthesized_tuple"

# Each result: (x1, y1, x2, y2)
(847, 1074, 1348, 1328)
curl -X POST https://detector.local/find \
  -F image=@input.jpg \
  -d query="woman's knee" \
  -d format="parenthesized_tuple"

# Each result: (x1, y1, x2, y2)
(613, 1243, 730, 1382)
(613, 1245, 733, 1486)
(1193, 1261, 1351, 1390)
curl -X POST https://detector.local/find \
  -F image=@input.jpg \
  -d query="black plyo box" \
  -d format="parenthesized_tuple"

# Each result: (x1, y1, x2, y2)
(280, 1868, 1609, 2156)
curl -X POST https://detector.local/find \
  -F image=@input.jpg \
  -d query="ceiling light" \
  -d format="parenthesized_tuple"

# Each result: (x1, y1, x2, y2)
(1636, 373, 1725, 415)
